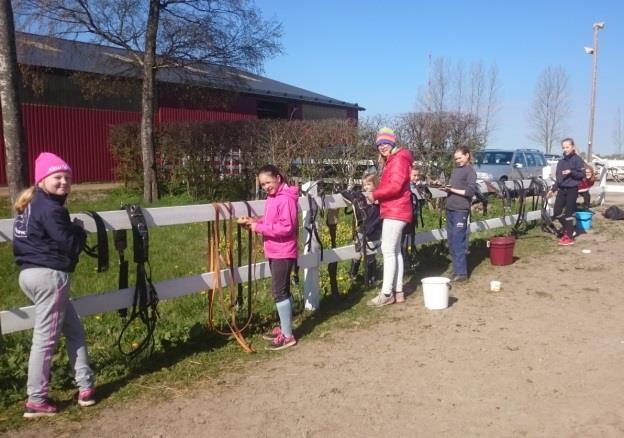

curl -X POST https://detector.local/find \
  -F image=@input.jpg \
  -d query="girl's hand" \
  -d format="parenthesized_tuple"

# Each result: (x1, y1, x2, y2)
(236, 216, 253, 227)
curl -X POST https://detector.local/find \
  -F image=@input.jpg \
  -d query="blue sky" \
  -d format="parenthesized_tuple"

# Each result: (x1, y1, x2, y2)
(260, 0, 624, 155)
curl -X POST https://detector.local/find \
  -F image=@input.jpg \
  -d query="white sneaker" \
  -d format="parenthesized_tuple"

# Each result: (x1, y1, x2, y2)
(367, 293, 395, 307)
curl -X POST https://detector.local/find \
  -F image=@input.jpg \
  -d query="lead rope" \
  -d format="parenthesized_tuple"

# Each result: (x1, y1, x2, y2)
(207, 202, 254, 353)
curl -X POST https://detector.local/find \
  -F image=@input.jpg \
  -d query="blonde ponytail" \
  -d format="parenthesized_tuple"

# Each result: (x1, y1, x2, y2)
(14, 186, 36, 214)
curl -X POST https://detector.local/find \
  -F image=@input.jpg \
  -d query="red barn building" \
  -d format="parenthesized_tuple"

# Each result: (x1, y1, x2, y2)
(0, 33, 363, 184)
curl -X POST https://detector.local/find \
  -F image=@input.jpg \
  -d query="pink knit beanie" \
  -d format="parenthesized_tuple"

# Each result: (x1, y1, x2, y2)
(35, 152, 72, 184)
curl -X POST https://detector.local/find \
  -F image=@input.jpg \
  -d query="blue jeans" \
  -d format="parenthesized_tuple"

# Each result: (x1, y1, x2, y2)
(446, 209, 469, 277)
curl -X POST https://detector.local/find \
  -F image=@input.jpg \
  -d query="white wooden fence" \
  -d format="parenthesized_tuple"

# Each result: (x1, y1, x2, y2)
(0, 173, 611, 335)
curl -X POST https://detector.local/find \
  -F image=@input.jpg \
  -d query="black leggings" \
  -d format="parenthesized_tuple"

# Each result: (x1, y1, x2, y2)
(269, 258, 296, 303)
(553, 187, 578, 237)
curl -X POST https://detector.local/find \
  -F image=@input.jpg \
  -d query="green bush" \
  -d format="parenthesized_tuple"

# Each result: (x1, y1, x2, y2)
(109, 119, 362, 200)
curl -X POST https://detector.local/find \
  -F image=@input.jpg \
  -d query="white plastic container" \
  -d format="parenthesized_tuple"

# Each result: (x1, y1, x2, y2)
(421, 277, 451, 310)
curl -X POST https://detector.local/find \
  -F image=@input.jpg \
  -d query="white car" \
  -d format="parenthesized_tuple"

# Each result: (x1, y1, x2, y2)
(474, 149, 548, 182)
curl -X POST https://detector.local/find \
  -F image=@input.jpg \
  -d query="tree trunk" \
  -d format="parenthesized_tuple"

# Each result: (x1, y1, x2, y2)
(140, 0, 161, 203)
(0, 0, 28, 208)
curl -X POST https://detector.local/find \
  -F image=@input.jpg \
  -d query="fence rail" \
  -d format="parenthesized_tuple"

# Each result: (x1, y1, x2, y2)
(0, 173, 611, 335)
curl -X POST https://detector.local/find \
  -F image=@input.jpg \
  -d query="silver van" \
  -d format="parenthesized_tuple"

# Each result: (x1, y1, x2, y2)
(474, 149, 547, 181)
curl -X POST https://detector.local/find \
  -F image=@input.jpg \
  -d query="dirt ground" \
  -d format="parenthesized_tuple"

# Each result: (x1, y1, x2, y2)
(10, 212, 624, 438)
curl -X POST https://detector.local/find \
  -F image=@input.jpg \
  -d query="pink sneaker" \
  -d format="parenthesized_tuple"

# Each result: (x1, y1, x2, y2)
(262, 327, 282, 341)
(558, 235, 575, 246)
(24, 399, 58, 418)
(75, 388, 96, 407)
(265, 333, 296, 351)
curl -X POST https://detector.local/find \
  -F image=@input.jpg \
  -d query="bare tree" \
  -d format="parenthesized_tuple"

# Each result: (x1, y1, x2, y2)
(18, 0, 282, 203)
(417, 56, 500, 146)
(528, 66, 570, 154)
(614, 107, 624, 157)
(399, 111, 480, 164)
(481, 63, 500, 145)
(0, 0, 28, 206)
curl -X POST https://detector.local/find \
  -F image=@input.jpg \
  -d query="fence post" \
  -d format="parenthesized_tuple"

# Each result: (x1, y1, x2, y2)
(301, 180, 321, 311)
(598, 165, 608, 205)
(326, 208, 339, 298)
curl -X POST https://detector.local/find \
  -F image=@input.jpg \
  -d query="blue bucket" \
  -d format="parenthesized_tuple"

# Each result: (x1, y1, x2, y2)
(575, 211, 593, 231)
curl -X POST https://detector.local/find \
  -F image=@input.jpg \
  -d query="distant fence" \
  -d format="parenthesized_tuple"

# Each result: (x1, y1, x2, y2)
(0, 172, 611, 335)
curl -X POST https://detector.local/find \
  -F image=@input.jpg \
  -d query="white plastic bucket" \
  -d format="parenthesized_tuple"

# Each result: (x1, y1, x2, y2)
(421, 277, 451, 310)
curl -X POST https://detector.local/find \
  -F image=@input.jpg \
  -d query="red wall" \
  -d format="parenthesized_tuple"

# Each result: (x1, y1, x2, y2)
(157, 107, 255, 123)
(1, 100, 357, 185)
(0, 104, 257, 184)
(0, 104, 141, 184)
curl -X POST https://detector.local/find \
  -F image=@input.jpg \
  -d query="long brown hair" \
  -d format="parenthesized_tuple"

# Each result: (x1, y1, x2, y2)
(585, 164, 596, 183)
(257, 164, 288, 185)
(377, 142, 402, 169)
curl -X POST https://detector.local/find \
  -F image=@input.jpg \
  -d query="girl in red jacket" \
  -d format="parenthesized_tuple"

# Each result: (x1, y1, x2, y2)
(365, 128, 413, 306)
(577, 164, 596, 210)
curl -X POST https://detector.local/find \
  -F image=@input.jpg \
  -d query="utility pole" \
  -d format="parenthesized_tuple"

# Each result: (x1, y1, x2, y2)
(586, 21, 605, 163)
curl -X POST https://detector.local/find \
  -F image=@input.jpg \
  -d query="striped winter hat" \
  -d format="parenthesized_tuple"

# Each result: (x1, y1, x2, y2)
(375, 127, 396, 147)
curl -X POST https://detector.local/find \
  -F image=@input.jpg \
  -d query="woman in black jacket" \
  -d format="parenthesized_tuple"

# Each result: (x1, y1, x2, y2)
(549, 138, 585, 245)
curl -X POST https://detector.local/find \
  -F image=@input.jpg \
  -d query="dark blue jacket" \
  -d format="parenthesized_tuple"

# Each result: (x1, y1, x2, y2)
(363, 203, 381, 241)
(13, 188, 86, 272)
(555, 152, 585, 189)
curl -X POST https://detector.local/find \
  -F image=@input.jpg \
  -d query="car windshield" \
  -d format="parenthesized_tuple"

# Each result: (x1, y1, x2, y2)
(474, 151, 513, 165)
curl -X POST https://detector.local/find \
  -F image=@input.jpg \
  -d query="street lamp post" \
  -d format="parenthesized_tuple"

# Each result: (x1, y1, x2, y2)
(586, 21, 605, 163)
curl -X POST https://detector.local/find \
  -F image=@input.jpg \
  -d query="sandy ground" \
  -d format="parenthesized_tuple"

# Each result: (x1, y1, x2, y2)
(9, 213, 624, 438)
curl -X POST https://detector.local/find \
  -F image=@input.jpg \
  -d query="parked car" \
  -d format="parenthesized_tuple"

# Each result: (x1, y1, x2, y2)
(474, 149, 548, 181)
(543, 153, 560, 164)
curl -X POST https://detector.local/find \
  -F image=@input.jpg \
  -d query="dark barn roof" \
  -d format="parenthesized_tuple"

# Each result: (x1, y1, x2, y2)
(16, 32, 364, 111)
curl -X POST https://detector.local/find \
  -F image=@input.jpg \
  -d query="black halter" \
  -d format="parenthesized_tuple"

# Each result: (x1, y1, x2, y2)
(302, 183, 324, 261)
(116, 204, 160, 360)
(81, 210, 109, 273)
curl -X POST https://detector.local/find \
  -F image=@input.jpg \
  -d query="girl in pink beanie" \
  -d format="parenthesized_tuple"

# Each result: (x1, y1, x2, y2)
(13, 152, 96, 418)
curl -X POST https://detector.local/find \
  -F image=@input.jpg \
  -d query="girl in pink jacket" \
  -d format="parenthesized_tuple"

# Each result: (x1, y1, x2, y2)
(239, 165, 298, 351)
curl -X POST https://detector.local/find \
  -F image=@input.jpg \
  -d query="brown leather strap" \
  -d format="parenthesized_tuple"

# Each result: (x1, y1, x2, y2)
(207, 202, 255, 353)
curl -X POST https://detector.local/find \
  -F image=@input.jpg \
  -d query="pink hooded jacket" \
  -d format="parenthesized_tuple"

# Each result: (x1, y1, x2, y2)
(253, 183, 299, 259)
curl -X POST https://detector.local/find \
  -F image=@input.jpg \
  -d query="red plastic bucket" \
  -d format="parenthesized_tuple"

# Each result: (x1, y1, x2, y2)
(488, 236, 515, 266)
